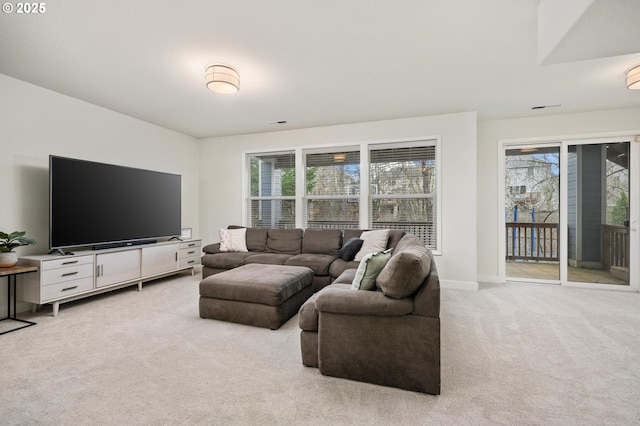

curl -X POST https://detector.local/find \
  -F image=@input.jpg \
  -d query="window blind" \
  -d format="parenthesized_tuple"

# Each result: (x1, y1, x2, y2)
(304, 149, 360, 230)
(369, 142, 437, 249)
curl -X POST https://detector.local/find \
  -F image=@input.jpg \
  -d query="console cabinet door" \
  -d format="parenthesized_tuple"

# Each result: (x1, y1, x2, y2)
(96, 250, 141, 288)
(141, 244, 178, 277)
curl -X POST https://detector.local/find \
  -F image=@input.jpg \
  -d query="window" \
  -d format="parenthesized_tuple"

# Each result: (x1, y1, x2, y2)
(245, 151, 295, 229)
(369, 142, 438, 249)
(304, 149, 361, 230)
(244, 138, 440, 250)
(509, 185, 527, 196)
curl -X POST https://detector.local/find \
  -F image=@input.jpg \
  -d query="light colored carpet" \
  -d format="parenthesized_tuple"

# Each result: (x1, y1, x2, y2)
(1, 271, 639, 425)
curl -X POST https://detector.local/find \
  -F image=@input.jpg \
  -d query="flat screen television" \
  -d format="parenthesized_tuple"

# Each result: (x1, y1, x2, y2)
(50, 155, 182, 251)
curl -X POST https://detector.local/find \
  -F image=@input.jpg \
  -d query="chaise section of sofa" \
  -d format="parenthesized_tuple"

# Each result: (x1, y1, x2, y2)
(298, 233, 441, 394)
(201, 227, 269, 278)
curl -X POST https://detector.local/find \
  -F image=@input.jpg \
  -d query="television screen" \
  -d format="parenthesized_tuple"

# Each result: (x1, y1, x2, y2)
(50, 156, 182, 250)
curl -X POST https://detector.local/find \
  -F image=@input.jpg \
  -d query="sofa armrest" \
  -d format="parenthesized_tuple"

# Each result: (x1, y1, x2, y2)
(315, 287, 413, 317)
(202, 242, 222, 254)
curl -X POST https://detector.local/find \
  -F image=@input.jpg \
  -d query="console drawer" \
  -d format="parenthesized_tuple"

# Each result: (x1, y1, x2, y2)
(179, 256, 200, 269)
(41, 277, 94, 301)
(179, 247, 199, 259)
(41, 255, 93, 271)
(41, 263, 94, 286)
(179, 240, 201, 250)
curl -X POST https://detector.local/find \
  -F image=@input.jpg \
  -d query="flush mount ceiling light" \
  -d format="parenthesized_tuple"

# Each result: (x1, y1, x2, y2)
(206, 64, 239, 94)
(626, 65, 640, 90)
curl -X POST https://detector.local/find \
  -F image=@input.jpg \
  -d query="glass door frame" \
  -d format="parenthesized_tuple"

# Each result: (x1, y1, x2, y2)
(499, 135, 639, 291)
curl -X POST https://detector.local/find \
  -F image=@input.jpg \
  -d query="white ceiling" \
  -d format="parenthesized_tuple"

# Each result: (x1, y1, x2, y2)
(1, 0, 640, 139)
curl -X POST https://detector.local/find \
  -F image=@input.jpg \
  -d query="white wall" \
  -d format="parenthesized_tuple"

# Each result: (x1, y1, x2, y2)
(199, 112, 478, 289)
(0, 74, 200, 315)
(477, 107, 640, 283)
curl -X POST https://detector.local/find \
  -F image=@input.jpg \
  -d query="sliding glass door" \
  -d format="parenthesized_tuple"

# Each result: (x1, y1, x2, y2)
(566, 141, 630, 285)
(502, 137, 636, 288)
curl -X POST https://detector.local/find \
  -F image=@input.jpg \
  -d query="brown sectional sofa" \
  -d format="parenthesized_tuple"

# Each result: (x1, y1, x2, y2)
(201, 226, 441, 394)
(201, 227, 405, 292)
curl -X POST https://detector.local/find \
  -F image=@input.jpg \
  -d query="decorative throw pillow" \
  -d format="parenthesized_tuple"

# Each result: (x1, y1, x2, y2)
(219, 228, 248, 252)
(376, 247, 431, 298)
(339, 237, 364, 261)
(354, 229, 390, 261)
(351, 249, 393, 291)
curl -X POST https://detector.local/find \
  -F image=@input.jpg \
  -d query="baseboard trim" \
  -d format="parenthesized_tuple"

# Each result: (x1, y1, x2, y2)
(440, 280, 479, 291)
(477, 274, 502, 284)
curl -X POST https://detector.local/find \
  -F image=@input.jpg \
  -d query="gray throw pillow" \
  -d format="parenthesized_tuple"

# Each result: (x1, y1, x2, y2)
(376, 248, 431, 298)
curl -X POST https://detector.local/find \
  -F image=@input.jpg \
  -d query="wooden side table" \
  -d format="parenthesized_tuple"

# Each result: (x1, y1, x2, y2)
(1, 264, 38, 335)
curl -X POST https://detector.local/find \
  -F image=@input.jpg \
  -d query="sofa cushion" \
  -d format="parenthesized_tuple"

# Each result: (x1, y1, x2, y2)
(343, 229, 364, 241)
(285, 253, 336, 276)
(244, 253, 293, 265)
(333, 268, 357, 284)
(329, 258, 360, 279)
(392, 233, 425, 254)
(376, 247, 431, 298)
(338, 237, 363, 261)
(352, 249, 392, 291)
(354, 230, 390, 261)
(246, 228, 269, 251)
(266, 229, 303, 255)
(387, 230, 406, 250)
(201, 252, 254, 269)
(219, 228, 248, 252)
(302, 229, 342, 257)
(315, 285, 413, 316)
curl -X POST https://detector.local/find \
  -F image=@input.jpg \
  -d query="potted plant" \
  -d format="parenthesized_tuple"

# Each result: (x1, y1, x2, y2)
(0, 231, 36, 268)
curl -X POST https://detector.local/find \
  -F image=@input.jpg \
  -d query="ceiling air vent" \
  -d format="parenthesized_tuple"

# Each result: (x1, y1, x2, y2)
(531, 104, 561, 110)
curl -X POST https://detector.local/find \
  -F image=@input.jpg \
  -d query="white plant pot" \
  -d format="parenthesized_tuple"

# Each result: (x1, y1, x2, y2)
(0, 251, 18, 268)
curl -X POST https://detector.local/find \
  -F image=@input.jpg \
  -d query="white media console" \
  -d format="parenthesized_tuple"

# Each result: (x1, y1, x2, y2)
(17, 239, 201, 316)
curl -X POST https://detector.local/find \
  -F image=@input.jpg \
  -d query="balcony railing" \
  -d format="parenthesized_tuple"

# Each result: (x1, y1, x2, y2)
(507, 222, 629, 275)
(602, 224, 629, 270)
(307, 220, 435, 247)
(506, 222, 558, 261)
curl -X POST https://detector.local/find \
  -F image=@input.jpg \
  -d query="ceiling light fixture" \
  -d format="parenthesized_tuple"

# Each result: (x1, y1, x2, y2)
(206, 64, 239, 94)
(626, 65, 640, 90)
(333, 153, 346, 162)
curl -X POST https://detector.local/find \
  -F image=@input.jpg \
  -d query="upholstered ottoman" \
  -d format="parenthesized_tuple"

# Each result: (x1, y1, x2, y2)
(199, 264, 314, 329)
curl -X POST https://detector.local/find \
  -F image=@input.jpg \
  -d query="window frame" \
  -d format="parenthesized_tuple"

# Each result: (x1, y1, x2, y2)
(243, 150, 297, 229)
